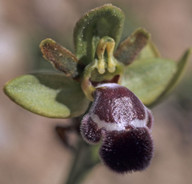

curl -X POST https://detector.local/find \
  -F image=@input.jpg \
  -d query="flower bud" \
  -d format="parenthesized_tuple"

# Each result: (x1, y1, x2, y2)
(80, 83, 153, 173)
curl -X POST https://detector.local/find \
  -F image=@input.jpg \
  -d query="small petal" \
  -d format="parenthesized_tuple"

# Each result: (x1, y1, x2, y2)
(115, 28, 150, 65)
(40, 38, 78, 78)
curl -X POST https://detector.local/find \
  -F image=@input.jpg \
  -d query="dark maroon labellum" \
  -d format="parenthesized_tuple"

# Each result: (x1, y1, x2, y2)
(80, 83, 154, 173)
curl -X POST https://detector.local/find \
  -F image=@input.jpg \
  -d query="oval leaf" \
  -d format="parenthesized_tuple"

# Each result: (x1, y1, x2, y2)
(40, 38, 78, 78)
(4, 72, 90, 118)
(122, 58, 177, 106)
(74, 4, 125, 66)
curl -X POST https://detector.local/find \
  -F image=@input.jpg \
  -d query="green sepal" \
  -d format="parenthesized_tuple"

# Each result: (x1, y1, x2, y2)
(122, 58, 177, 106)
(165, 48, 192, 93)
(149, 48, 192, 106)
(74, 4, 125, 66)
(115, 28, 150, 65)
(4, 72, 90, 118)
(40, 38, 78, 78)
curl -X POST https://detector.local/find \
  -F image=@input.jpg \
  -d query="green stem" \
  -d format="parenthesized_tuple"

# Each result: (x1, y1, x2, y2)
(65, 137, 100, 184)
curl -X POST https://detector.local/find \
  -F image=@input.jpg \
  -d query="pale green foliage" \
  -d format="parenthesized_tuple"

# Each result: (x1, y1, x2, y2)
(74, 4, 125, 65)
(123, 58, 177, 106)
(4, 73, 89, 118)
(3, 4, 191, 118)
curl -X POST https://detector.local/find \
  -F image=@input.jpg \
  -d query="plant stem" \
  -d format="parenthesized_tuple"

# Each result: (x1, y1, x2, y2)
(65, 137, 100, 184)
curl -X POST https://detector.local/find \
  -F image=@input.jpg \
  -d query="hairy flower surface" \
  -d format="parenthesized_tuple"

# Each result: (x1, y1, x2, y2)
(3, 3, 191, 175)
(81, 83, 153, 173)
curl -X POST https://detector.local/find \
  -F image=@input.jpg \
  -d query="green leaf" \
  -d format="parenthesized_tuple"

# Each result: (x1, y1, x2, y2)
(40, 38, 78, 78)
(122, 58, 177, 106)
(115, 28, 150, 65)
(4, 72, 90, 118)
(74, 4, 125, 66)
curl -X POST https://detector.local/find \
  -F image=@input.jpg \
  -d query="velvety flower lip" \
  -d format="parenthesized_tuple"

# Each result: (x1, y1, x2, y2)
(100, 128, 153, 173)
(80, 83, 154, 173)
(3, 3, 191, 179)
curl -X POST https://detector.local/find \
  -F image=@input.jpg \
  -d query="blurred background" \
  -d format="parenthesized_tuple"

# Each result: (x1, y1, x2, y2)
(0, 0, 192, 184)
